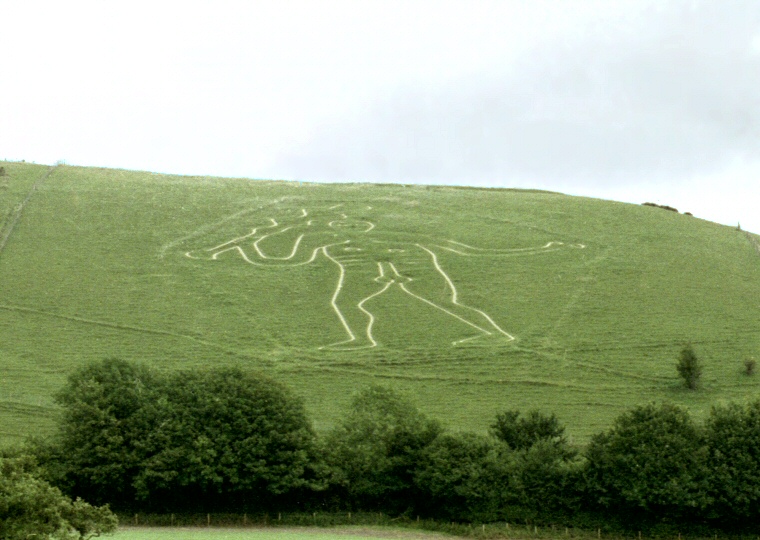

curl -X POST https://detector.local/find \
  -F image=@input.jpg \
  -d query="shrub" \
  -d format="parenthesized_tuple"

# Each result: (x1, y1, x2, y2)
(743, 357, 756, 376)
(583, 403, 710, 525)
(676, 344, 702, 389)
(414, 432, 516, 521)
(704, 400, 760, 526)
(490, 409, 575, 459)
(44, 359, 323, 511)
(0, 455, 117, 540)
(323, 385, 442, 513)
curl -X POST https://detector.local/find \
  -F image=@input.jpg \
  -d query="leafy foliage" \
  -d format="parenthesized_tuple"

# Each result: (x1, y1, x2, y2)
(44, 359, 323, 511)
(490, 409, 575, 458)
(676, 344, 702, 389)
(704, 400, 760, 524)
(0, 455, 117, 540)
(132, 367, 325, 510)
(414, 433, 516, 521)
(583, 403, 710, 523)
(48, 358, 156, 506)
(323, 386, 442, 512)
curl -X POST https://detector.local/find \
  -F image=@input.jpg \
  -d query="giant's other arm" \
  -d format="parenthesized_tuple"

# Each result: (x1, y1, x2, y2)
(427, 239, 585, 256)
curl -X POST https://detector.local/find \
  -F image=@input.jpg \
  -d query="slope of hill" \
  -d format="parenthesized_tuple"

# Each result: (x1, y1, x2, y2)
(1, 162, 758, 446)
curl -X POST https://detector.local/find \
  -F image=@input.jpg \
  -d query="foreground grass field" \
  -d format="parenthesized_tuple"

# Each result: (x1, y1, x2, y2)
(1, 162, 759, 445)
(115, 527, 460, 540)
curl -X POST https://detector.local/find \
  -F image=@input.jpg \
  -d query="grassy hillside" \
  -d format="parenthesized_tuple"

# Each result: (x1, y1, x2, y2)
(1, 162, 759, 446)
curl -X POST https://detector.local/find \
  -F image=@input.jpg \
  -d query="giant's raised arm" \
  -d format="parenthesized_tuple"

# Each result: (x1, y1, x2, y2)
(429, 239, 585, 256)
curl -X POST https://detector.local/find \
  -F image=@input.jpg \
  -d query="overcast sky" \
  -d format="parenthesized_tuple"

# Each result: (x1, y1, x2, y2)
(3, 1, 759, 232)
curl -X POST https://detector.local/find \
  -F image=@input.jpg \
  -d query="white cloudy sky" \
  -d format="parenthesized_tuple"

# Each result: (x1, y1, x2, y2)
(2, 0, 760, 232)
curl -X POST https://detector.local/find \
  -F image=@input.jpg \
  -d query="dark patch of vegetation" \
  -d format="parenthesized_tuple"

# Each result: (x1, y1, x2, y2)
(676, 343, 702, 390)
(744, 357, 756, 375)
(0, 166, 6, 176)
(0, 454, 117, 540)
(18, 359, 760, 535)
(642, 202, 680, 213)
(490, 409, 574, 458)
(36, 358, 324, 512)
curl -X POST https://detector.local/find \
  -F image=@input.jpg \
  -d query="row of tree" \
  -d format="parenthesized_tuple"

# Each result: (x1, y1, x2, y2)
(15, 359, 760, 533)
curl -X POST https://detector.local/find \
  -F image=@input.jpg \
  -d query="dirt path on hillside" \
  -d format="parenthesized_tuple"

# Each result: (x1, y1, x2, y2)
(0, 165, 57, 257)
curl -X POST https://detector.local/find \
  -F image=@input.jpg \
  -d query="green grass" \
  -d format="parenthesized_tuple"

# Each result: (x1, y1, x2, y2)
(114, 526, 457, 540)
(1, 161, 759, 446)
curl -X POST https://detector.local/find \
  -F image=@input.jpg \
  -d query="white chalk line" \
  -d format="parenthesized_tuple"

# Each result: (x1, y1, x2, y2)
(416, 244, 515, 344)
(435, 240, 585, 256)
(187, 209, 583, 348)
(356, 282, 393, 348)
(206, 219, 279, 251)
(253, 228, 306, 260)
(320, 248, 360, 349)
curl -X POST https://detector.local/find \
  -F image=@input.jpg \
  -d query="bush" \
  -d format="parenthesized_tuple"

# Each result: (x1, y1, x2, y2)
(583, 403, 710, 525)
(676, 344, 702, 389)
(743, 357, 756, 376)
(132, 367, 325, 510)
(323, 385, 442, 513)
(704, 400, 760, 526)
(43, 359, 324, 511)
(490, 409, 575, 459)
(46, 358, 157, 506)
(513, 439, 584, 519)
(414, 432, 516, 521)
(0, 455, 117, 540)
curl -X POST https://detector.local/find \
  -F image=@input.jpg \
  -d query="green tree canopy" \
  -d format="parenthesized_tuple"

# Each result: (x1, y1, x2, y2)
(133, 367, 324, 509)
(676, 344, 702, 390)
(583, 402, 710, 524)
(324, 385, 442, 512)
(490, 409, 575, 459)
(45, 359, 323, 511)
(413, 432, 515, 522)
(705, 400, 760, 524)
(0, 455, 117, 540)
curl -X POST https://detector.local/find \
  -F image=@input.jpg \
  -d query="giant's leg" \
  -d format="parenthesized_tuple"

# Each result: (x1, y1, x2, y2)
(396, 247, 515, 345)
(320, 252, 391, 350)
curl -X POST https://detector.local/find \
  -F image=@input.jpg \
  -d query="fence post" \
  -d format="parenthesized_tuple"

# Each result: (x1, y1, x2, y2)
(243, 514, 247, 526)
(207, 513, 210, 527)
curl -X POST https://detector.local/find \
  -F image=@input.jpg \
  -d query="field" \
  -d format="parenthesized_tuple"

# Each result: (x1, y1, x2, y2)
(1, 162, 759, 446)
(114, 526, 459, 540)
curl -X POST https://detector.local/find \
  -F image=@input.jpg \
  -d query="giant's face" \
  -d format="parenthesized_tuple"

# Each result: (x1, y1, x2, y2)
(328, 219, 374, 233)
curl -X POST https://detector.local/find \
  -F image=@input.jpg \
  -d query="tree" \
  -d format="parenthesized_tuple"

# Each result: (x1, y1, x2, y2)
(676, 344, 702, 390)
(0, 455, 117, 540)
(583, 403, 710, 524)
(704, 400, 760, 525)
(490, 409, 575, 459)
(133, 367, 325, 510)
(44, 359, 324, 511)
(414, 432, 516, 522)
(47, 358, 157, 506)
(324, 385, 442, 512)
